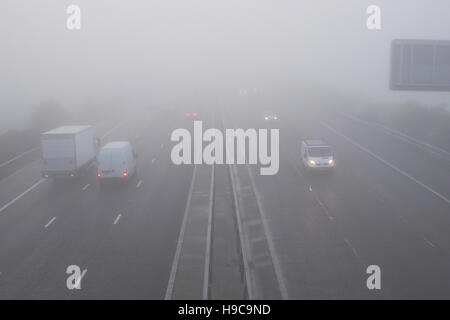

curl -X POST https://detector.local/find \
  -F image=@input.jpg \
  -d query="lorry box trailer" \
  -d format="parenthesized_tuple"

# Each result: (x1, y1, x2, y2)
(41, 125, 96, 178)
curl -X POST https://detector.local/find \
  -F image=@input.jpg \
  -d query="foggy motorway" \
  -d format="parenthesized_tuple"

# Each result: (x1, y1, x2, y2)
(2, 1, 450, 302)
(0, 105, 450, 299)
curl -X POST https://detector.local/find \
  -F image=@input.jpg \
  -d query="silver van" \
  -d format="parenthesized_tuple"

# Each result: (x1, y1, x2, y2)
(97, 141, 137, 182)
(300, 140, 334, 171)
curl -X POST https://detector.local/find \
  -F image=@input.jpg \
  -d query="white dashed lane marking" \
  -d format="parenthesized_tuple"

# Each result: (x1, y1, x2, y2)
(45, 217, 56, 228)
(422, 237, 437, 248)
(101, 123, 122, 139)
(344, 239, 358, 258)
(315, 197, 334, 221)
(322, 121, 450, 206)
(0, 179, 46, 214)
(113, 214, 122, 225)
(0, 147, 40, 168)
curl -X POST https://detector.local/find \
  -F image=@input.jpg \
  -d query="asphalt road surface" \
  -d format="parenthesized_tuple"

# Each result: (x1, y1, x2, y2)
(1, 107, 450, 299)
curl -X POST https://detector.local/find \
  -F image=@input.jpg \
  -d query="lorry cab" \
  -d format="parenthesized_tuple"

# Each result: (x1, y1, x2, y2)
(300, 140, 334, 171)
(97, 141, 137, 182)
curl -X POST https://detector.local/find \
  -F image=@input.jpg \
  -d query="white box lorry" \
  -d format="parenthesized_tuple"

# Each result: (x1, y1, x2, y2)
(41, 125, 97, 178)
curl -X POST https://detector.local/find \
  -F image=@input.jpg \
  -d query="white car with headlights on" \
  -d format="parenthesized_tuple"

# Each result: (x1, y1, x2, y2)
(300, 140, 334, 171)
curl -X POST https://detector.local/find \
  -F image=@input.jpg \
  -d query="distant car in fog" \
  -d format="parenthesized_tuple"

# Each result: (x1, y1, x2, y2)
(97, 141, 137, 183)
(263, 110, 279, 122)
(185, 111, 199, 120)
(300, 140, 334, 171)
(41, 125, 96, 179)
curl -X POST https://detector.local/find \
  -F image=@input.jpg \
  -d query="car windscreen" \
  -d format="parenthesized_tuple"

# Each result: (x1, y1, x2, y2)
(308, 146, 332, 157)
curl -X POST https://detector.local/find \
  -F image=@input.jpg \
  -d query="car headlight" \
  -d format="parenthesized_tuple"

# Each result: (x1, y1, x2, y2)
(274, 116, 278, 120)
(309, 160, 316, 166)
(265, 116, 269, 120)
(328, 159, 334, 165)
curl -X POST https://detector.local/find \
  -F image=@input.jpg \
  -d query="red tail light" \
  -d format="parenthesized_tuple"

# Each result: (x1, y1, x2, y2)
(70, 173, 75, 177)
(193, 112, 198, 117)
(44, 174, 49, 179)
(123, 169, 128, 177)
(97, 172, 101, 178)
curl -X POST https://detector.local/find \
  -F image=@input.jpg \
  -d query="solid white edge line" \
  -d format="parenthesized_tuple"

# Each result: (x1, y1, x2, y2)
(202, 164, 215, 300)
(165, 165, 197, 300)
(246, 165, 290, 300)
(2, 159, 41, 181)
(0, 147, 40, 168)
(100, 123, 122, 140)
(0, 121, 122, 169)
(222, 112, 254, 300)
(228, 162, 254, 299)
(322, 121, 450, 205)
(0, 179, 46, 214)
(342, 114, 450, 160)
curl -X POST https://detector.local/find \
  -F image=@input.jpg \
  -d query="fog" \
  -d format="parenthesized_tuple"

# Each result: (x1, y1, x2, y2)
(1, 0, 450, 131)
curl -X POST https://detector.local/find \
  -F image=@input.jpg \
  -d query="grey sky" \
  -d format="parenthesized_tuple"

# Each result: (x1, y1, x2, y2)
(1, 0, 450, 130)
